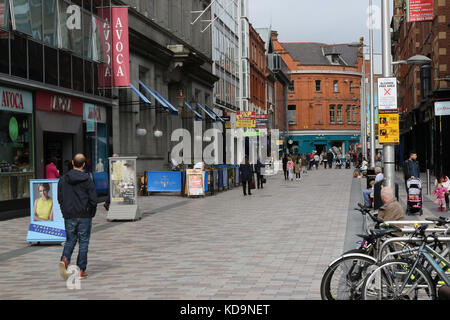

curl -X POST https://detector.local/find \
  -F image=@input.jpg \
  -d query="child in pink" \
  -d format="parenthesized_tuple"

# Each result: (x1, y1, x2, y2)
(433, 183, 448, 212)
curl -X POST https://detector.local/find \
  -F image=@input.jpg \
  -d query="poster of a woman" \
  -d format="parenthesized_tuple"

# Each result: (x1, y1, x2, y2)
(33, 183, 54, 221)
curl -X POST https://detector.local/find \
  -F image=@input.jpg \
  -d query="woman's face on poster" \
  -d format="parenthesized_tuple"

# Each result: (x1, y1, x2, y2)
(39, 186, 49, 199)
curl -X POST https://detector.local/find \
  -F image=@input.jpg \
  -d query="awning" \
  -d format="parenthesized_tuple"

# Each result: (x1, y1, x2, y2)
(196, 103, 216, 121)
(184, 102, 203, 121)
(130, 83, 152, 106)
(205, 104, 225, 123)
(138, 80, 179, 115)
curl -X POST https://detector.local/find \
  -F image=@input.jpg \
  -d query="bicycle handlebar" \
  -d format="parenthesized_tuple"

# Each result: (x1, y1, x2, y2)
(426, 216, 450, 226)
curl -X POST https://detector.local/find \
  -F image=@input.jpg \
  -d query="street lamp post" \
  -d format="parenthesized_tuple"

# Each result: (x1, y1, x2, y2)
(368, 0, 376, 169)
(381, 0, 396, 189)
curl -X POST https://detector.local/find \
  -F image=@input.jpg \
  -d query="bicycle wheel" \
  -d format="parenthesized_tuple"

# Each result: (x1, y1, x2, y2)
(320, 252, 377, 300)
(362, 259, 436, 300)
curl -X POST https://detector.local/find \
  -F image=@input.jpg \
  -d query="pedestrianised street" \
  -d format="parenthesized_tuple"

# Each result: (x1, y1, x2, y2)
(0, 170, 356, 299)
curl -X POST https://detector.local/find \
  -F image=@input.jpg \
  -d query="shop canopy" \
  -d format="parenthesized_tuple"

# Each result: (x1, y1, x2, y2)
(129, 83, 152, 106)
(196, 103, 216, 122)
(204, 104, 225, 123)
(183, 102, 203, 121)
(138, 80, 179, 116)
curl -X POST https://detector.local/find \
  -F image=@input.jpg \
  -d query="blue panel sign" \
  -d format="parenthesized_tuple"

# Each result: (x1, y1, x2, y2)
(93, 172, 108, 194)
(204, 171, 209, 192)
(147, 171, 182, 192)
(26, 179, 66, 243)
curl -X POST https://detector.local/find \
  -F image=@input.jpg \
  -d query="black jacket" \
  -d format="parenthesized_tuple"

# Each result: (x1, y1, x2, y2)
(404, 159, 420, 180)
(58, 169, 97, 219)
(239, 164, 254, 182)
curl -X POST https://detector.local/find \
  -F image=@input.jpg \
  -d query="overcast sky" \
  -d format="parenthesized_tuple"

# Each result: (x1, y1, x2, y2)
(249, 0, 392, 53)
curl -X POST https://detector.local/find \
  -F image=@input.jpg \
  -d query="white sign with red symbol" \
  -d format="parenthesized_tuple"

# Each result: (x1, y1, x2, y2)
(378, 77, 397, 110)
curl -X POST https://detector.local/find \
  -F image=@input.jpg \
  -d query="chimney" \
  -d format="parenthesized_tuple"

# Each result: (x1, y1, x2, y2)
(271, 31, 278, 42)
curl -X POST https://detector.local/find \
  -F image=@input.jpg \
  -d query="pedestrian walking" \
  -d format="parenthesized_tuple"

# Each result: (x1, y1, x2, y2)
(327, 150, 333, 169)
(287, 157, 295, 181)
(255, 157, 264, 189)
(45, 157, 60, 179)
(313, 153, 320, 170)
(322, 151, 328, 169)
(435, 174, 450, 211)
(282, 154, 288, 180)
(294, 157, 302, 181)
(239, 156, 253, 196)
(433, 183, 448, 212)
(301, 154, 308, 174)
(403, 151, 420, 191)
(58, 153, 97, 281)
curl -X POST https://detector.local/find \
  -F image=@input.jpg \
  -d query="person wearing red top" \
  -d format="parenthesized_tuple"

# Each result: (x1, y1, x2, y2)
(46, 157, 60, 179)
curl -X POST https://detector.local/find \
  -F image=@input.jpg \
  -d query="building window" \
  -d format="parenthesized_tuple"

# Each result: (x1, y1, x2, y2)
(353, 106, 358, 124)
(337, 105, 343, 123)
(329, 105, 335, 124)
(288, 105, 296, 125)
(346, 105, 352, 124)
(333, 80, 339, 93)
(288, 80, 294, 92)
(349, 81, 353, 93)
(315, 80, 321, 92)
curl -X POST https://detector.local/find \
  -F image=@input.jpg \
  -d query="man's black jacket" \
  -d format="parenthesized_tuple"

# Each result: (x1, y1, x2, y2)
(58, 169, 97, 219)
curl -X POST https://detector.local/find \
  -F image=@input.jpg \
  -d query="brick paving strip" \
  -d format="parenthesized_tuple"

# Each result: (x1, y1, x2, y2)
(0, 168, 356, 300)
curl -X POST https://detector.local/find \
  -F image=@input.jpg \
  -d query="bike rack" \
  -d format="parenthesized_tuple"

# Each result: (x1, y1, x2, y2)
(377, 236, 450, 262)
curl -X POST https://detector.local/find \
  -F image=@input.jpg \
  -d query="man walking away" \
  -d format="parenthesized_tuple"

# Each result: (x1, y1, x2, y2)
(58, 153, 97, 280)
(327, 150, 334, 169)
(404, 151, 420, 191)
(282, 154, 288, 180)
(255, 158, 264, 189)
(239, 156, 253, 196)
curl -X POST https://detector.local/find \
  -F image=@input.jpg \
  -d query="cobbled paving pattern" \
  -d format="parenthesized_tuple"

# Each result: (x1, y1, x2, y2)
(0, 169, 355, 300)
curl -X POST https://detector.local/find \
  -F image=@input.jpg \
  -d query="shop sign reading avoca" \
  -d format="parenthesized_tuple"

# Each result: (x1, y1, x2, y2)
(0, 86, 33, 114)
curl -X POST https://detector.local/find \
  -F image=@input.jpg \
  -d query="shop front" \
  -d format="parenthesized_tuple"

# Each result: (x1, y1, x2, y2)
(83, 103, 110, 195)
(289, 132, 360, 156)
(0, 85, 34, 216)
(35, 91, 84, 179)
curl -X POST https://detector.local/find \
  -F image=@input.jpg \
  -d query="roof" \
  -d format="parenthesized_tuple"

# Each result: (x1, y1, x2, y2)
(280, 42, 360, 66)
(255, 28, 273, 53)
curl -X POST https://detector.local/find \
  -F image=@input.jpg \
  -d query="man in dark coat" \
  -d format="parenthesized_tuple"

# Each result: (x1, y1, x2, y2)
(58, 153, 97, 281)
(327, 150, 334, 169)
(239, 156, 253, 196)
(404, 151, 420, 191)
(282, 154, 288, 180)
(255, 158, 264, 189)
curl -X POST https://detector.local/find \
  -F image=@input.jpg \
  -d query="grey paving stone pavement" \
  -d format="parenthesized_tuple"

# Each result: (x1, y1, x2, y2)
(0, 167, 378, 300)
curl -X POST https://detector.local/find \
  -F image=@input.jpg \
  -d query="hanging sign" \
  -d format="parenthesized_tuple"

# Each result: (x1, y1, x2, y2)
(407, 0, 434, 22)
(378, 110, 400, 144)
(378, 78, 398, 110)
(435, 101, 450, 116)
(98, 7, 130, 87)
(236, 111, 256, 128)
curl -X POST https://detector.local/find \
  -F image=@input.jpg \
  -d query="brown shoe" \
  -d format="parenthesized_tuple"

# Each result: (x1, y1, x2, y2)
(79, 270, 88, 280)
(58, 257, 69, 280)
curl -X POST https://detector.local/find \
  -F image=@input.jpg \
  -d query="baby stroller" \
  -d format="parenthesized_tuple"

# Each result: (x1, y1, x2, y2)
(406, 177, 423, 215)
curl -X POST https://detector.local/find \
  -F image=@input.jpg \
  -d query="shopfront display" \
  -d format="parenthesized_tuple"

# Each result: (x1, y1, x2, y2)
(107, 156, 141, 221)
(0, 86, 34, 203)
(83, 103, 109, 194)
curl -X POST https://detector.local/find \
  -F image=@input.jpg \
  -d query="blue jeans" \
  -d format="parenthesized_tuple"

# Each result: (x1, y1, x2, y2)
(363, 189, 373, 206)
(61, 218, 92, 271)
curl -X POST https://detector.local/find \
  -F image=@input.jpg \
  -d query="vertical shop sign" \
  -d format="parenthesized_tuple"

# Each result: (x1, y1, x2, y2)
(98, 7, 130, 87)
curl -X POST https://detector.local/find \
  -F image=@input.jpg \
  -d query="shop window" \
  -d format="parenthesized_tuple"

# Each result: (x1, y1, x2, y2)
(333, 80, 339, 93)
(11, 0, 32, 35)
(72, 55, 83, 91)
(0, 0, 9, 29)
(288, 105, 296, 125)
(30, 0, 43, 40)
(59, 50, 71, 89)
(84, 60, 93, 94)
(43, 0, 58, 47)
(353, 106, 358, 124)
(10, 33, 27, 79)
(44, 45, 58, 85)
(0, 30, 9, 74)
(346, 105, 351, 124)
(83, 10, 92, 58)
(0, 110, 34, 201)
(28, 40, 43, 82)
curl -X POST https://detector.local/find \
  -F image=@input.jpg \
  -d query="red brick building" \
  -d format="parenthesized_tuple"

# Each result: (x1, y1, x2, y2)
(272, 33, 364, 155)
(392, 0, 450, 175)
(249, 23, 266, 114)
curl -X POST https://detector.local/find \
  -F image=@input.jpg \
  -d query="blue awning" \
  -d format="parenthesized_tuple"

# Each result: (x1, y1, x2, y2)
(184, 102, 203, 121)
(196, 103, 216, 121)
(205, 104, 225, 123)
(130, 83, 152, 106)
(138, 80, 179, 115)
